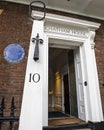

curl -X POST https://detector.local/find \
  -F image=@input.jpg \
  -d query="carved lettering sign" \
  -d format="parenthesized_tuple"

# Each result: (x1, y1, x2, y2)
(44, 23, 88, 38)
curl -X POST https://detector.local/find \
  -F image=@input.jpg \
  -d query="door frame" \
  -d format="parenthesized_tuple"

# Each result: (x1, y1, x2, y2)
(44, 33, 102, 123)
(43, 11, 103, 126)
(43, 36, 84, 126)
(48, 43, 85, 119)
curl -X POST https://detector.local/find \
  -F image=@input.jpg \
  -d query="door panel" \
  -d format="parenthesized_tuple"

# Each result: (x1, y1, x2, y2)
(74, 49, 85, 120)
(63, 74, 70, 114)
(68, 50, 78, 117)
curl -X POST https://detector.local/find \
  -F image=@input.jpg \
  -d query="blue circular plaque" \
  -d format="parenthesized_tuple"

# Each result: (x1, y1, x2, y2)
(4, 44, 25, 63)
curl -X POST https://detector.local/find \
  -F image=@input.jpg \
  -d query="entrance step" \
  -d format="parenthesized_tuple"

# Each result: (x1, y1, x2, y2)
(48, 117, 84, 126)
(43, 123, 92, 130)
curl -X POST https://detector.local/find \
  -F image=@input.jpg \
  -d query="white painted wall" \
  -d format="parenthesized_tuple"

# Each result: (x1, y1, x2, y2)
(19, 20, 44, 130)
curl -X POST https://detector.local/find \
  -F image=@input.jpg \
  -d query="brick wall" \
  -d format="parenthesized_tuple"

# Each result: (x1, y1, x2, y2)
(0, 1, 104, 117)
(95, 24, 104, 112)
(0, 2, 32, 116)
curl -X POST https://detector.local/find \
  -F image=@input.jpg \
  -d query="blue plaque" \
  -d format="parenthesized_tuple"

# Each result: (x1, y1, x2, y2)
(4, 43, 25, 63)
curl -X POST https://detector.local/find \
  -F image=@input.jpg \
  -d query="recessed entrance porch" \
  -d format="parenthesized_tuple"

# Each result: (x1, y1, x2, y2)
(48, 43, 84, 126)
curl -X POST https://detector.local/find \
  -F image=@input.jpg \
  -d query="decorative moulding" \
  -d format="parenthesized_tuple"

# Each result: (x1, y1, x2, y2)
(32, 11, 101, 30)
(31, 11, 100, 39)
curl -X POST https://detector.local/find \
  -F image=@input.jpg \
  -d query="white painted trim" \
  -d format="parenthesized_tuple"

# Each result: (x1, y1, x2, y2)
(44, 32, 104, 123)
(82, 31, 104, 121)
(42, 15, 103, 124)
(19, 20, 44, 130)
(32, 11, 101, 29)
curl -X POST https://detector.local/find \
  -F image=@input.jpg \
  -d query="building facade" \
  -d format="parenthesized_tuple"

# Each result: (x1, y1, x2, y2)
(0, 1, 104, 130)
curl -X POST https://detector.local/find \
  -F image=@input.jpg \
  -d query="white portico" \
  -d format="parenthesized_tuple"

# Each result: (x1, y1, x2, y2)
(19, 11, 103, 130)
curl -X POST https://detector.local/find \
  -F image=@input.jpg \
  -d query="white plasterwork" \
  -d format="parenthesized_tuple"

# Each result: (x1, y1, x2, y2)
(89, 31, 96, 49)
(32, 11, 100, 29)
(32, 11, 100, 38)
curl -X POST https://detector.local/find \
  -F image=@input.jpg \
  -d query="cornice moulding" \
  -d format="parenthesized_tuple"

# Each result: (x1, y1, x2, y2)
(32, 11, 101, 30)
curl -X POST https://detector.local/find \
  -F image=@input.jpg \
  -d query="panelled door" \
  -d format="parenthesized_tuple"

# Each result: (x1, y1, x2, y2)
(74, 48, 85, 120)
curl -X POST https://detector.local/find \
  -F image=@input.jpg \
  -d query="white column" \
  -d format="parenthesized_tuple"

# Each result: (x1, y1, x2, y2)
(19, 20, 44, 130)
(83, 31, 103, 122)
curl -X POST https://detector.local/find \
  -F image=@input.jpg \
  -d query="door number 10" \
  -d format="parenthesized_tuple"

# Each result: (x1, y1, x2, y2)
(29, 73, 40, 83)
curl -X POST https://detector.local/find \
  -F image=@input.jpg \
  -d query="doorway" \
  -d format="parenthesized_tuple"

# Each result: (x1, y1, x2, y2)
(19, 12, 103, 129)
(48, 47, 78, 121)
